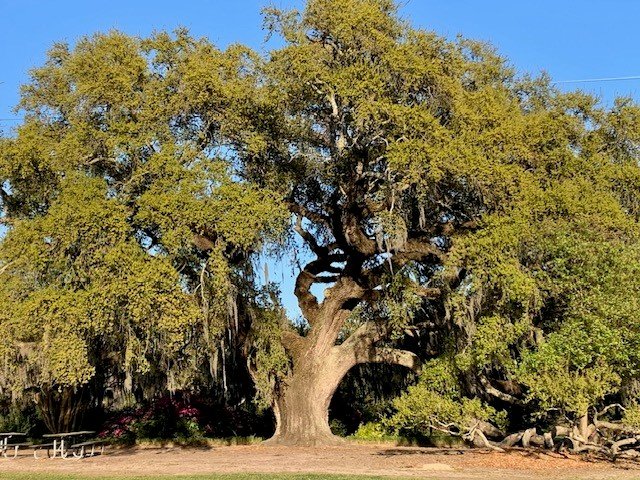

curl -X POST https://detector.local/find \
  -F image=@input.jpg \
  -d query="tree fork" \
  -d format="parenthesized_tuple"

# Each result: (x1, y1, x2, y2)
(268, 314, 421, 446)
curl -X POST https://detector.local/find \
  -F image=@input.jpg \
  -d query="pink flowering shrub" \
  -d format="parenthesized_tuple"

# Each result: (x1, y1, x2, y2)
(98, 392, 272, 442)
(99, 394, 204, 442)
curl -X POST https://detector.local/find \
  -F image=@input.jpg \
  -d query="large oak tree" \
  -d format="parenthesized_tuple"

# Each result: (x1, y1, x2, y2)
(241, 0, 640, 445)
(2, 0, 640, 447)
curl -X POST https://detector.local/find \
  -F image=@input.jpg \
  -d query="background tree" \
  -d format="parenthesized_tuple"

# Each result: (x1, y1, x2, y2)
(0, 31, 287, 431)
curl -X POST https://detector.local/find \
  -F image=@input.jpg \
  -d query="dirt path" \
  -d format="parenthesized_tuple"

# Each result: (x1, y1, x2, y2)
(3, 444, 640, 479)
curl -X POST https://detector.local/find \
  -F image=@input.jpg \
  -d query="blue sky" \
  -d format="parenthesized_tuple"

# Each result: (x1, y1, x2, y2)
(2, 0, 640, 317)
(3, 0, 640, 120)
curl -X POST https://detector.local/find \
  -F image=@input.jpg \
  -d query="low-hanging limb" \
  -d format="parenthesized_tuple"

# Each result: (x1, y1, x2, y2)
(336, 320, 421, 374)
(479, 375, 525, 406)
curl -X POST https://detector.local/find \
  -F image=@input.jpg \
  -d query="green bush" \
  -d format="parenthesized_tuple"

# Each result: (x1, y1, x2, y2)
(388, 358, 507, 441)
(0, 402, 43, 437)
(329, 419, 348, 437)
(351, 421, 391, 441)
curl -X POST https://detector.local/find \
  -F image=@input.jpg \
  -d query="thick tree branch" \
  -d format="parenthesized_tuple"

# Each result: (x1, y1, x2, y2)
(314, 275, 340, 283)
(479, 375, 524, 406)
(416, 286, 442, 298)
(294, 270, 321, 319)
(293, 215, 340, 258)
(337, 323, 421, 373)
(393, 237, 447, 264)
(281, 329, 306, 359)
(288, 201, 331, 229)
(294, 215, 324, 255)
(293, 254, 350, 321)
(469, 427, 505, 452)
(340, 321, 387, 349)
(302, 276, 367, 354)
(340, 209, 377, 256)
(363, 347, 421, 372)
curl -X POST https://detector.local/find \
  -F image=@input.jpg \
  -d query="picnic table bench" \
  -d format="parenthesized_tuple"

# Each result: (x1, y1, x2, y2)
(0, 430, 105, 459)
(69, 439, 105, 458)
(0, 432, 27, 459)
(42, 431, 102, 459)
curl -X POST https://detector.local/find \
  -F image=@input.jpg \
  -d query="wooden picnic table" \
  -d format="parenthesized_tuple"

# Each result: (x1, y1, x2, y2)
(0, 432, 27, 458)
(42, 431, 95, 459)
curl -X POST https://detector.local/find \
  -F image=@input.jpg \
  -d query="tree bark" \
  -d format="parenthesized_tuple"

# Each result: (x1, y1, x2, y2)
(266, 315, 420, 446)
(265, 358, 344, 446)
(264, 212, 426, 446)
(35, 387, 87, 433)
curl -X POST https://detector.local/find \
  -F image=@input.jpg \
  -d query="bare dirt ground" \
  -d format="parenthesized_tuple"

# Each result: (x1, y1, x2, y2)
(3, 444, 640, 479)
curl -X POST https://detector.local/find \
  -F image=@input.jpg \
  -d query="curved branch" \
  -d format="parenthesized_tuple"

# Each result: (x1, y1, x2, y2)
(0, 260, 15, 276)
(294, 254, 349, 320)
(288, 202, 331, 229)
(393, 238, 446, 265)
(365, 347, 421, 372)
(612, 436, 640, 456)
(294, 215, 325, 256)
(469, 427, 505, 453)
(314, 275, 339, 283)
(338, 329, 421, 373)
(479, 375, 524, 406)
(340, 211, 377, 256)
(294, 270, 320, 319)
(341, 321, 387, 349)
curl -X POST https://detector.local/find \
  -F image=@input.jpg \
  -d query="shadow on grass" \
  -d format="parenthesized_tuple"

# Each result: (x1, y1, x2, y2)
(102, 435, 264, 458)
(377, 447, 467, 457)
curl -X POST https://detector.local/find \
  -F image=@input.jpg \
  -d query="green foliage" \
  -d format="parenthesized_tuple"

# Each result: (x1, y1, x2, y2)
(3, 0, 640, 441)
(623, 404, 640, 429)
(0, 29, 287, 409)
(451, 218, 640, 418)
(0, 175, 200, 395)
(351, 421, 389, 441)
(389, 358, 507, 437)
(0, 403, 42, 437)
(245, 291, 292, 410)
(259, 2, 640, 433)
(329, 418, 349, 437)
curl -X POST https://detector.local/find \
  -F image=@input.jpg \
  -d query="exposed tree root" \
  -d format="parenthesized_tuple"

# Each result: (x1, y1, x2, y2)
(426, 405, 640, 462)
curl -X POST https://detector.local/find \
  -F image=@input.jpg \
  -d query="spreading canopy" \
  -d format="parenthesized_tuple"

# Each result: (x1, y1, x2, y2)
(0, 30, 287, 419)
(2, 0, 640, 444)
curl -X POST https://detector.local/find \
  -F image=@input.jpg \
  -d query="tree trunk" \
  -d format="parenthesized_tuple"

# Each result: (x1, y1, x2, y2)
(266, 349, 347, 446)
(263, 267, 421, 446)
(266, 316, 420, 446)
(35, 386, 87, 433)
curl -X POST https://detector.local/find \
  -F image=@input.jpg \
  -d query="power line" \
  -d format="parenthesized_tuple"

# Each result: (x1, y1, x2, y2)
(553, 75, 640, 84)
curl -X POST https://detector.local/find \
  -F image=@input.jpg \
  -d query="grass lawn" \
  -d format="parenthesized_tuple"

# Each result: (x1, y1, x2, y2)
(3, 475, 402, 480)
